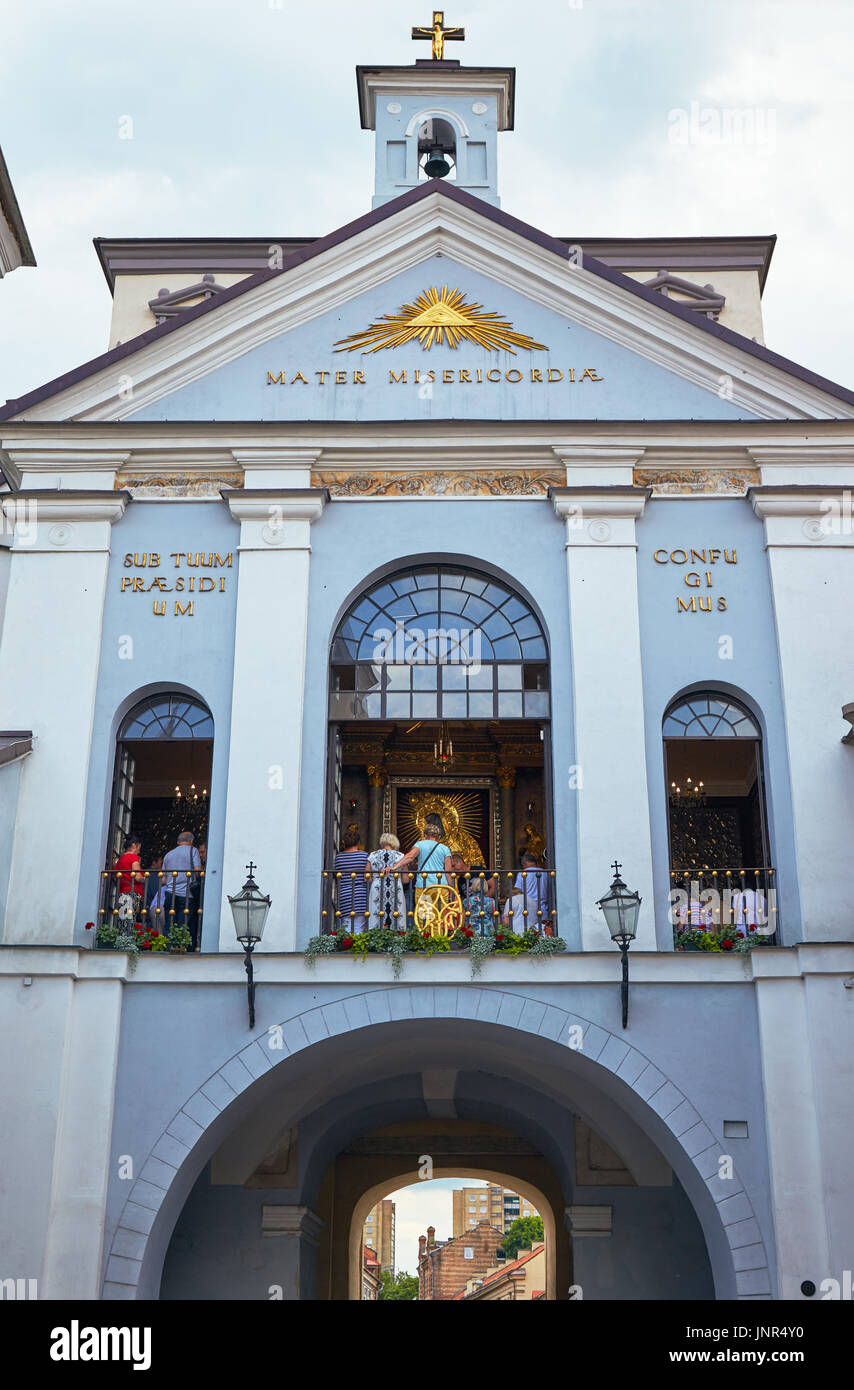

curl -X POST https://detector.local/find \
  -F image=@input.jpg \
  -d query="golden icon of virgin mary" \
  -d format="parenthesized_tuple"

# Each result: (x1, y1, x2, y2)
(402, 791, 484, 865)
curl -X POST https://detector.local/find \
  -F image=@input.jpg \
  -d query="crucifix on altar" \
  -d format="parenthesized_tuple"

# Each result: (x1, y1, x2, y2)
(411, 10, 466, 61)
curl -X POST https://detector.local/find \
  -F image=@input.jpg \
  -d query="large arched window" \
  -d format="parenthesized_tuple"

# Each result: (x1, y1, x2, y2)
(664, 692, 775, 941)
(330, 565, 549, 722)
(324, 565, 552, 891)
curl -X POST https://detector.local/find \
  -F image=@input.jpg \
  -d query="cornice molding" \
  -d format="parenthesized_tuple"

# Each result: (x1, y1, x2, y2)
(565, 1205, 613, 1238)
(8, 195, 851, 425)
(261, 1205, 325, 1244)
(551, 485, 649, 518)
(749, 485, 854, 548)
(356, 65, 515, 130)
(3, 489, 130, 524)
(224, 486, 328, 524)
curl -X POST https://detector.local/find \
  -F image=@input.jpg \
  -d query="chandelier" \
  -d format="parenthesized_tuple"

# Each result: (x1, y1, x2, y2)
(433, 722, 455, 773)
(669, 777, 706, 807)
(173, 782, 208, 805)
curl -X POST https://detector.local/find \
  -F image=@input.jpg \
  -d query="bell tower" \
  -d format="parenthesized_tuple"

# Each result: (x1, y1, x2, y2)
(356, 13, 515, 209)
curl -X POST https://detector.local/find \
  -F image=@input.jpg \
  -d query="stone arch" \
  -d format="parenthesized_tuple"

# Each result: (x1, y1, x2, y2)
(405, 107, 471, 140)
(102, 986, 772, 1300)
(350, 1165, 560, 1301)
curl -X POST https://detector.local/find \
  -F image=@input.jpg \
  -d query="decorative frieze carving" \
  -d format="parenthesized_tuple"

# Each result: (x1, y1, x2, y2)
(312, 469, 564, 498)
(115, 472, 242, 499)
(634, 466, 759, 496)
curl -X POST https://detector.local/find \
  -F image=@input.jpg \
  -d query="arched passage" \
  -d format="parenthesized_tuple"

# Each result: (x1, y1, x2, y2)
(103, 988, 771, 1302)
(348, 1156, 561, 1301)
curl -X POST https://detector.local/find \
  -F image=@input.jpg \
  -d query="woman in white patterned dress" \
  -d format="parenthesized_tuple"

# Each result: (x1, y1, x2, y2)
(368, 833, 408, 932)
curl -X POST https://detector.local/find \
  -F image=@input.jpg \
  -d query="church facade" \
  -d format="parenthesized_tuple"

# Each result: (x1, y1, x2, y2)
(1, 35, 852, 1303)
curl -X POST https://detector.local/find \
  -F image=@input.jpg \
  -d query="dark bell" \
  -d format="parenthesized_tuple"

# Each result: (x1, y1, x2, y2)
(424, 147, 452, 179)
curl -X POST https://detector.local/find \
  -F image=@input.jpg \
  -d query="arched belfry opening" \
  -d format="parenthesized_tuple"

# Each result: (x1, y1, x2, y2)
(417, 116, 458, 181)
(324, 563, 554, 933)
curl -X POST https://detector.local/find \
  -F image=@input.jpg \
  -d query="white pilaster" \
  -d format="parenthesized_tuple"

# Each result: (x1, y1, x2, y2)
(552, 487, 656, 949)
(751, 487, 854, 939)
(754, 966, 831, 1299)
(0, 491, 128, 943)
(219, 488, 326, 952)
(40, 973, 124, 1298)
(230, 447, 322, 492)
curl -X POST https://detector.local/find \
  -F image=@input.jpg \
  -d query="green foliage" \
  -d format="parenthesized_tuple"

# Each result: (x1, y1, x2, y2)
(675, 929, 764, 955)
(303, 926, 567, 979)
(377, 1269, 418, 1301)
(500, 1215, 544, 1261)
(167, 922, 193, 953)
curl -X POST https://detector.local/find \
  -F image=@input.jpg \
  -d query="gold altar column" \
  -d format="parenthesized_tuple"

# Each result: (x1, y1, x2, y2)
(367, 765, 388, 851)
(496, 765, 516, 878)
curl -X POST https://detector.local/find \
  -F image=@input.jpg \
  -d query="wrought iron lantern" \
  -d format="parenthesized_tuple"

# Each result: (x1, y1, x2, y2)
(597, 861, 642, 1029)
(228, 862, 271, 1029)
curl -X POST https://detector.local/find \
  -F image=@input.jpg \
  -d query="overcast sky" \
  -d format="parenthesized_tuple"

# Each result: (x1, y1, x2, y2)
(1, 0, 852, 404)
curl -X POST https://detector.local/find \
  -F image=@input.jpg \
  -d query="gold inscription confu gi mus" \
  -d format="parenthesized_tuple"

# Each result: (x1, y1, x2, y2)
(652, 546, 737, 614)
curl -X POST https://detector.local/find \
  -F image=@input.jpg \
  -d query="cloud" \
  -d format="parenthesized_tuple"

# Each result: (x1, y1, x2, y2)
(1, 0, 851, 399)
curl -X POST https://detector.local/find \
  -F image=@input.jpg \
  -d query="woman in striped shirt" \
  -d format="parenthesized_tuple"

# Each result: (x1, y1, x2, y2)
(334, 829, 370, 932)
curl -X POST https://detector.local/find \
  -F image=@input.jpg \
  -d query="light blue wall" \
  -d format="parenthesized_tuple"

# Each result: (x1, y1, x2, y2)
(128, 256, 760, 424)
(573, 1180, 714, 1300)
(76, 502, 239, 946)
(295, 499, 580, 948)
(160, 1170, 300, 1301)
(635, 498, 799, 945)
(0, 538, 10, 648)
(0, 758, 22, 932)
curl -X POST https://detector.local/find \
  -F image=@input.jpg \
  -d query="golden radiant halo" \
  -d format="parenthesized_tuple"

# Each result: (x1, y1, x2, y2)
(333, 286, 548, 356)
(397, 790, 485, 865)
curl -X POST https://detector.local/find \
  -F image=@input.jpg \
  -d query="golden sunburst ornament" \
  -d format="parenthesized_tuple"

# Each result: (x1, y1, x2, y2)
(334, 286, 548, 355)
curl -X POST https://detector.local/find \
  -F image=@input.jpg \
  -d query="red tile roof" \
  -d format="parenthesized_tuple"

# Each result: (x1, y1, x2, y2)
(453, 1242, 545, 1298)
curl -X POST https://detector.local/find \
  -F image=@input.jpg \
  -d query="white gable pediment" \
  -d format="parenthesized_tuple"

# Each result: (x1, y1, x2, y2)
(6, 190, 852, 423)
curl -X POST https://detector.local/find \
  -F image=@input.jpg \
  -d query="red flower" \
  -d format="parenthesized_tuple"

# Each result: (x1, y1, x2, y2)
(737, 930, 744, 938)
(151, 931, 160, 938)
(84, 922, 94, 931)
(721, 938, 734, 950)
(340, 936, 354, 949)
(495, 934, 505, 942)
(463, 928, 473, 939)
(748, 924, 756, 932)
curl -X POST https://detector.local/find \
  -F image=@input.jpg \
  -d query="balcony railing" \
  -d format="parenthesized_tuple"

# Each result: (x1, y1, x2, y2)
(97, 867, 207, 950)
(320, 867, 558, 938)
(670, 865, 778, 942)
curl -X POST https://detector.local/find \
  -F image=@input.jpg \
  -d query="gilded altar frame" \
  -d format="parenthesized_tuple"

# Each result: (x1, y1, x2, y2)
(382, 774, 500, 867)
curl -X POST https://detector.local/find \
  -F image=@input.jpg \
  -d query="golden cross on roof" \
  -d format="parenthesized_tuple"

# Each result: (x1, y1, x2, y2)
(411, 10, 465, 61)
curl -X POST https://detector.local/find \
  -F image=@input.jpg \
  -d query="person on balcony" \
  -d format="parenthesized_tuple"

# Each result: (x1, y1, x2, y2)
(450, 857, 496, 935)
(389, 816, 454, 934)
(392, 816, 453, 892)
(367, 833, 407, 932)
(113, 835, 144, 923)
(334, 829, 370, 933)
(503, 854, 550, 934)
(162, 831, 202, 948)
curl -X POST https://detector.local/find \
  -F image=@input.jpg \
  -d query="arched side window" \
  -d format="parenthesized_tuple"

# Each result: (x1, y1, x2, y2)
(108, 693, 214, 865)
(663, 692, 776, 942)
(330, 565, 549, 722)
